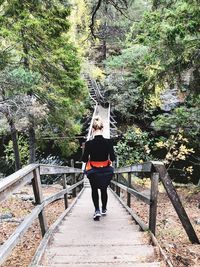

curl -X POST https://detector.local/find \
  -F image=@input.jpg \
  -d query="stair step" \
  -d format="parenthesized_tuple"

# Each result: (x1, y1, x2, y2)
(39, 263, 160, 267)
(47, 244, 155, 257)
(52, 235, 145, 246)
(45, 247, 156, 264)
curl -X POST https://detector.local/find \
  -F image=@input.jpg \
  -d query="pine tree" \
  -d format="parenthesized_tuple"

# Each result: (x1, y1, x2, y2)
(0, 0, 86, 162)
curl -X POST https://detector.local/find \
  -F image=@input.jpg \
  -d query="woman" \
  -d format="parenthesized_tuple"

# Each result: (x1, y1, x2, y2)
(82, 116, 116, 220)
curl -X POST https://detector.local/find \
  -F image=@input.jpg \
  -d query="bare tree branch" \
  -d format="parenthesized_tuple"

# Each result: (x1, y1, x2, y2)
(89, 0, 103, 38)
(89, 0, 129, 38)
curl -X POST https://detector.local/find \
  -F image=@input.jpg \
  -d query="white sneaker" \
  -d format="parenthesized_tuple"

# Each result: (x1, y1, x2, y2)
(101, 209, 107, 215)
(93, 210, 101, 220)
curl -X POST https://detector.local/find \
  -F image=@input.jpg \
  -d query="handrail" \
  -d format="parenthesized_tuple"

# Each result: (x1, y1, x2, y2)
(93, 80, 105, 103)
(40, 164, 83, 175)
(111, 161, 199, 244)
(0, 164, 84, 265)
(29, 189, 85, 267)
(111, 181, 151, 205)
(114, 162, 152, 173)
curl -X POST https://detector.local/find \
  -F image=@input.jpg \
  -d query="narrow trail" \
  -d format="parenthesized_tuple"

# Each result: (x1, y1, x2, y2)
(34, 75, 161, 267)
(38, 188, 160, 267)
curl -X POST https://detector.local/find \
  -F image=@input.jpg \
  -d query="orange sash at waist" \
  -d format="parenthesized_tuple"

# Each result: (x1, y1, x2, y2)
(86, 160, 111, 171)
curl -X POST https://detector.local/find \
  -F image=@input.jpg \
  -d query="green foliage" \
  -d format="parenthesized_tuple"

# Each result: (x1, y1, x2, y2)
(135, 0, 200, 87)
(105, 45, 148, 69)
(153, 95, 200, 147)
(105, 45, 149, 120)
(0, 0, 87, 160)
(4, 135, 29, 167)
(116, 126, 153, 166)
(153, 129, 195, 181)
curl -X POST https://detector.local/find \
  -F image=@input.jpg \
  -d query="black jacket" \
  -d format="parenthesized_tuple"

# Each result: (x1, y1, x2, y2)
(82, 135, 116, 163)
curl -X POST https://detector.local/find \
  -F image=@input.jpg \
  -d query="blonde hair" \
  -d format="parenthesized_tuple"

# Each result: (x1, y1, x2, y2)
(92, 116, 103, 131)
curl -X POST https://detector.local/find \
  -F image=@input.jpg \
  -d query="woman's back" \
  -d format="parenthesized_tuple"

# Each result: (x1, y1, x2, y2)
(82, 135, 115, 162)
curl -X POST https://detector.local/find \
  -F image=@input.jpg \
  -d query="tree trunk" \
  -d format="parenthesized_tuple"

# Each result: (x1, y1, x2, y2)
(102, 39, 107, 60)
(102, 4, 107, 61)
(28, 118, 36, 163)
(21, 29, 36, 163)
(8, 118, 21, 170)
(2, 87, 21, 170)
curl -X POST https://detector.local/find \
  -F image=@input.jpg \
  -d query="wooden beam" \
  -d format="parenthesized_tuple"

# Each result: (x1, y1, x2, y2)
(43, 188, 68, 206)
(32, 168, 48, 236)
(111, 181, 150, 205)
(0, 164, 38, 202)
(29, 189, 85, 267)
(153, 163, 199, 244)
(71, 159, 76, 197)
(150, 232, 174, 267)
(39, 164, 83, 175)
(41, 180, 83, 207)
(115, 162, 152, 173)
(63, 174, 68, 209)
(127, 173, 131, 207)
(0, 204, 43, 265)
(149, 173, 159, 235)
(68, 180, 84, 192)
(110, 189, 148, 231)
(116, 174, 120, 197)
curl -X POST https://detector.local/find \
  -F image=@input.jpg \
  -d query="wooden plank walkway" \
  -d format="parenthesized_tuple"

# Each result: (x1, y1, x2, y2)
(96, 105, 110, 138)
(38, 188, 160, 267)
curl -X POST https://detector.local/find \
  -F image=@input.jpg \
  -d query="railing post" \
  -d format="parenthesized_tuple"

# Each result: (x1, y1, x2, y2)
(116, 174, 120, 197)
(116, 157, 120, 196)
(149, 172, 159, 235)
(127, 172, 131, 207)
(32, 168, 48, 236)
(63, 174, 68, 209)
(71, 159, 76, 197)
(111, 160, 117, 191)
(154, 163, 199, 244)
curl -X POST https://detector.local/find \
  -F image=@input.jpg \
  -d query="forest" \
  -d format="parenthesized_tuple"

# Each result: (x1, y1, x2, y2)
(0, 1, 200, 266)
(0, 0, 199, 186)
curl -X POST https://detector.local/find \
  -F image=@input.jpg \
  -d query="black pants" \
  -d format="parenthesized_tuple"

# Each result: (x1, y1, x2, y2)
(88, 171, 113, 211)
(91, 185, 108, 211)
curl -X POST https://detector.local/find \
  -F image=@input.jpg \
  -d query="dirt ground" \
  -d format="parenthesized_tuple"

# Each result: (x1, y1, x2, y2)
(0, 183, 199, 267)
(0, 184, 71, 267)
(128, 182, 200, 267)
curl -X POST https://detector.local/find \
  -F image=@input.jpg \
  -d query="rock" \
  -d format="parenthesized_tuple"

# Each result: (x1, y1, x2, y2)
(160, 88, 182, 111)
(2, 218, 23, 223)
(195, 219, 200, 225)
(14, 193, 34, 201)
(0, 212, 13, 220)
(21, 195, 34, 201)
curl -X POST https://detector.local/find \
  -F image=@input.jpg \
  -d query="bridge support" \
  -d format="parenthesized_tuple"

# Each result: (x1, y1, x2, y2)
(154, 163, 199, 244)
(127, 173, 131, 207)
(149, 173, 159, 235)
(32, 168, 48, 236)
(63, 174, 68, 209)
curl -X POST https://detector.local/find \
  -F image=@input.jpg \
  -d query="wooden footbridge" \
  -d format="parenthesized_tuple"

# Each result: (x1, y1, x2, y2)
(0, 76, 199, 267)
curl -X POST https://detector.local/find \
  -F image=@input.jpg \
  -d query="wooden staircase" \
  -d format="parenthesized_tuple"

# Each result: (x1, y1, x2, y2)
(1, 75, 198, 266)
(37, 188, 161, 267)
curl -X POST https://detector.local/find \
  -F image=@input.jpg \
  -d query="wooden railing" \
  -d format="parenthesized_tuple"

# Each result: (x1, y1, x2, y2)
(0, 164, 84, 265)
(111, 161, 199, 244)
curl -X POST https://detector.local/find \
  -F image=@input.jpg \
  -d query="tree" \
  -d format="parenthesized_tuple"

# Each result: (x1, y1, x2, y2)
(135, 0, 200, 95)
(101, 0, 200, 184)
(0, 67, 47, 170)
(116, 126, 152, 166)
(0, 0, 87, 163)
